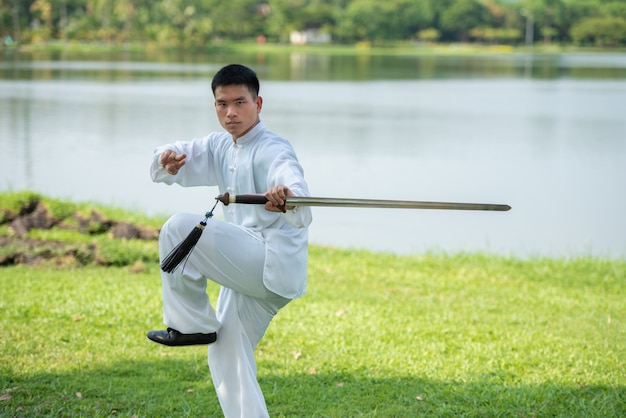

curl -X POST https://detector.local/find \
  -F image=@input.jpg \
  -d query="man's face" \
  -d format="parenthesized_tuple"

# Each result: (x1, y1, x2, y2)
(214, 84, 262, 140)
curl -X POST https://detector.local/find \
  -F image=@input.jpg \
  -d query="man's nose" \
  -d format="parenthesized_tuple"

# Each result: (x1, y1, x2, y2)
(226, 105, 237, 117)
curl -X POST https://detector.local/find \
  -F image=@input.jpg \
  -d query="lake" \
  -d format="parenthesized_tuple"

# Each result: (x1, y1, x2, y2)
(1, 49, 625, 259)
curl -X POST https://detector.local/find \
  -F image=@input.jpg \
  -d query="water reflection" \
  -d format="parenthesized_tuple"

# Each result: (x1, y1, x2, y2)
(3, 50, 626, 81)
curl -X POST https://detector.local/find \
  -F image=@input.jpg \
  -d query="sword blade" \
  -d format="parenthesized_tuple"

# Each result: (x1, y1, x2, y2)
(217, 193, 511, 212)
(284, 196, 511, 211)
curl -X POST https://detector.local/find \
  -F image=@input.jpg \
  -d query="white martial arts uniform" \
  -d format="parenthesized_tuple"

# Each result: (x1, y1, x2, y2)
(151, 120, 312, 417)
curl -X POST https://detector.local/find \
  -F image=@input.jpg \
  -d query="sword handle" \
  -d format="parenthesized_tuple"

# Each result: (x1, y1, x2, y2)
(216, 192, 267, 205)
(216, 193, 287, 212)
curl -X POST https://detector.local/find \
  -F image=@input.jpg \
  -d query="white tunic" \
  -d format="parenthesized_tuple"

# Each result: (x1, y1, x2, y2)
(150, 120, 313, 299)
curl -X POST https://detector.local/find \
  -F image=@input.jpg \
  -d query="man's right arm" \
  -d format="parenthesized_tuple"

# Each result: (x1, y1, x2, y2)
(150, 145, 183, 185)
(150, 136, 216, 186)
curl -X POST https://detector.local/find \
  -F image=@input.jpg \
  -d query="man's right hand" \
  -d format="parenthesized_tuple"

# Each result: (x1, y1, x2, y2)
(160, 150, 187, 175)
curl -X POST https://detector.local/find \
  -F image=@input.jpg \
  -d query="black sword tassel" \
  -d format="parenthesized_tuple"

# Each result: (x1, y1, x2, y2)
(160, 199, 220, 273)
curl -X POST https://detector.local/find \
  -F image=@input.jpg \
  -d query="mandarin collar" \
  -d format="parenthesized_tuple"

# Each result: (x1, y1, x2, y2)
(233, 120, 264, 146)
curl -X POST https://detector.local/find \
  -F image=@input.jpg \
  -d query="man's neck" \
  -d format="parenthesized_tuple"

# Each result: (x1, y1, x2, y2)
(233, 119, 261, 143)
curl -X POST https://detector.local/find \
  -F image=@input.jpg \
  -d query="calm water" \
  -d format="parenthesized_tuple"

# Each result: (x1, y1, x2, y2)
(1, 51, 625, 258)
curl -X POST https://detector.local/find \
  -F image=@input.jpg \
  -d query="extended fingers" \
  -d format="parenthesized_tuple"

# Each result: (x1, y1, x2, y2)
(160, 151, 187, 174)
(173, 153, 187, 163)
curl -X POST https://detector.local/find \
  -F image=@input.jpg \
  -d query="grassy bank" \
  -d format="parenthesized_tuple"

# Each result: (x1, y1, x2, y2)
(0, 191, 162, 268)
(1, 193, 625, 416)
(7, 39, 625, 58)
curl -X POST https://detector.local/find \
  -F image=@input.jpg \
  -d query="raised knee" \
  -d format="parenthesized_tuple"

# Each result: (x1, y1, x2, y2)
(160, 213, 199, 241)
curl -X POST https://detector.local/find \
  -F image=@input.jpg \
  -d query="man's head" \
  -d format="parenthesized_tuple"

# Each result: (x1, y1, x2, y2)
(211, 64, 260, 98)
(212, 64, 263, 140)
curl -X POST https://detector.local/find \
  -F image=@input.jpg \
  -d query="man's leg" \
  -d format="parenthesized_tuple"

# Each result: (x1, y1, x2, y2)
(149, 212, 270, 341)
(208, 286, 289, 418)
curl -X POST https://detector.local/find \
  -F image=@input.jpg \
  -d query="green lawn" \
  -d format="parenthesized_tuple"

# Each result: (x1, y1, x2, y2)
(1, 250, 624, 417)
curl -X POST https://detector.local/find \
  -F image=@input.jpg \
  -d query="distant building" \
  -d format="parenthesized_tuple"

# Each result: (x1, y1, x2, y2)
(289, 29, 331, 45)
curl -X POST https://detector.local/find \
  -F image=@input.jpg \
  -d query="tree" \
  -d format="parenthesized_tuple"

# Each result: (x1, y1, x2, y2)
(532, 0, 573, 44)
(0, 0, 622, 48)
(439, 0, 488, 41)
(398, 0, 436, 38)
(600, 1, 626, 20)
(570, 16, 626, 46)
(267, 0, 337, 41)
(335, 0, 396, 42)
(0, 0, 34, 44)
(29, 0, 53, 41)
(335, 0, 434, 42)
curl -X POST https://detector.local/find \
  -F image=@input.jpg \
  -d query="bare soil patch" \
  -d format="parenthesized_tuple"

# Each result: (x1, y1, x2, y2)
(1, 200, 158, 266)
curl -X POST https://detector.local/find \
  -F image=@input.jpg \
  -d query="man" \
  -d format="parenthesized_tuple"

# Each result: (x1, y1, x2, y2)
(147, 64, 312, 417)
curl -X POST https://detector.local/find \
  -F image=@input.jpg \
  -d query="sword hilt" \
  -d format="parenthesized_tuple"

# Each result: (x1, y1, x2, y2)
(216, 193, 287, 212)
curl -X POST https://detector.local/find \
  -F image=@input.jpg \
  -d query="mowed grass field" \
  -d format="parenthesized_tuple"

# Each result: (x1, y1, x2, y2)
(1, 248, 625, 417)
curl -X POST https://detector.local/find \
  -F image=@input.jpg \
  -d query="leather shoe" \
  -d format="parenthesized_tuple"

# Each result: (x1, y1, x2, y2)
(147, 327, 217, 346)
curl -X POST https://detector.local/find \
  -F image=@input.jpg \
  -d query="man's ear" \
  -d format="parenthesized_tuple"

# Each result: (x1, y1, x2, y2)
(256, 96, 263, 113)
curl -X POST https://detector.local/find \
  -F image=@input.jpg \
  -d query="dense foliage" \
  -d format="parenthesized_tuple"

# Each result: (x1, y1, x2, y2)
(1, 0, 625, 47)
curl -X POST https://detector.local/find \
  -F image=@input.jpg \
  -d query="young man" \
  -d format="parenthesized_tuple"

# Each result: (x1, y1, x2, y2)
(147, 64, 312, 417)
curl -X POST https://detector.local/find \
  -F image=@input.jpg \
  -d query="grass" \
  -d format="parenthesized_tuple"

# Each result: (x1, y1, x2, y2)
(1, 251, 625, 417)
(1, 192, 625, 416)
(12, 38, 626, 58)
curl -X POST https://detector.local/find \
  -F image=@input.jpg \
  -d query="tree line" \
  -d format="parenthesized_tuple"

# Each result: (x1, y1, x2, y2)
(2, 0, 626, 48)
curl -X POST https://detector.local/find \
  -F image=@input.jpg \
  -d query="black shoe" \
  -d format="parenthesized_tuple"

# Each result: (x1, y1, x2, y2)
(147, 327, 217, 346)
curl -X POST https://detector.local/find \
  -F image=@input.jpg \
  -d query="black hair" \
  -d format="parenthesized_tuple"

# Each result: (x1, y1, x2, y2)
(211, 64, 260, 97)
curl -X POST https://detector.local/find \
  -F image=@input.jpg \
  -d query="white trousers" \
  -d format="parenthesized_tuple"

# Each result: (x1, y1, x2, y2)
(159, 213, 290, 418)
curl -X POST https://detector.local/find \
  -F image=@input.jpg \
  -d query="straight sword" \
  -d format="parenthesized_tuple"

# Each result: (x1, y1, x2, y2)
(216, 192, 511, 212)
(162, 192, 511, 273)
